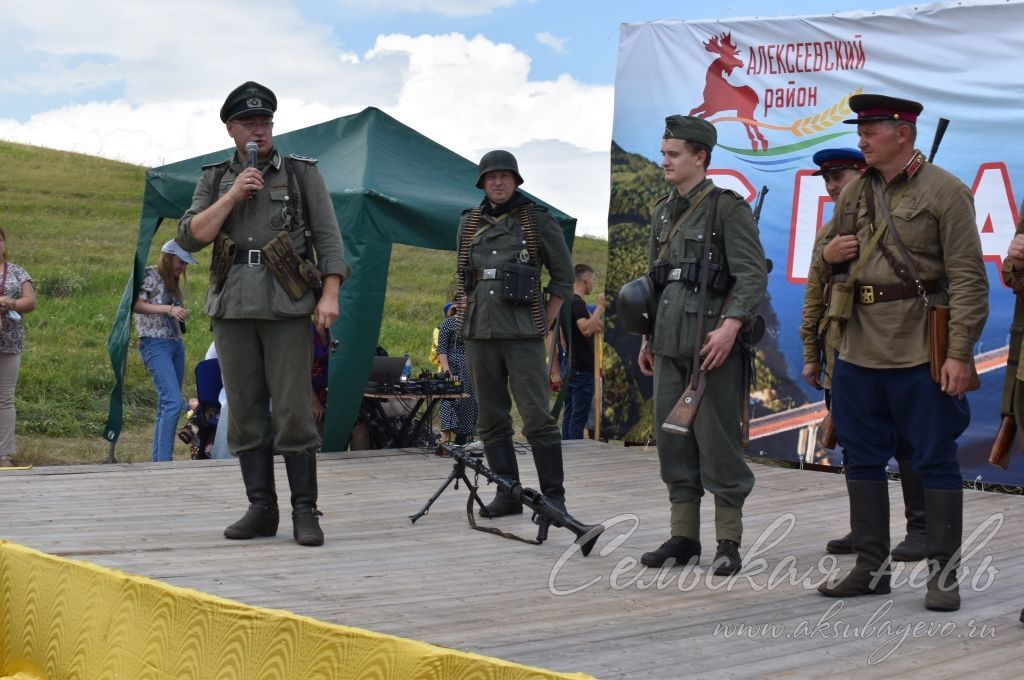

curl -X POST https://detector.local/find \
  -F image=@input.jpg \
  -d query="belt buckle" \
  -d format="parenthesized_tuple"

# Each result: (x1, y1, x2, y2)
(667, 268, 682, 282)
(859, 285, 875, 305)
(247, 250, 262, 266)
(483, 268, 497, 280)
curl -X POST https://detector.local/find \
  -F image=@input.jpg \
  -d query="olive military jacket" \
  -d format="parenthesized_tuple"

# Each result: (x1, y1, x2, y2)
(458, 198, 573, 340)
(819, 151, 988, 368)
(647, 178, 768, 359)
(800, 229, 830, 358)
(1001, 202, 1024, 382)
(177, 149, 350, 320)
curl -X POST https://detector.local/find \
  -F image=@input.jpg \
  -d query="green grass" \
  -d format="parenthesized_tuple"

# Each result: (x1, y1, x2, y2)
(0, 140, 608, 465)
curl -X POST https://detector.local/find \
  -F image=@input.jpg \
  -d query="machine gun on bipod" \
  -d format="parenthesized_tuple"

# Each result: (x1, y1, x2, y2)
(409, 443, 605, 556)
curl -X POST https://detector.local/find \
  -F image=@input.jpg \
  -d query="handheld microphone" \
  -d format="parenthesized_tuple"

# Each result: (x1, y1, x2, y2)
(246, 141, 259, 168)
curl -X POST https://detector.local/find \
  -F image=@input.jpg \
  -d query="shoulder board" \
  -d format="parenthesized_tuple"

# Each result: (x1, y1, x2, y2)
(720, 189, 744, 201)
(201, 157, 232, 171)
(288, 154, 318, 164)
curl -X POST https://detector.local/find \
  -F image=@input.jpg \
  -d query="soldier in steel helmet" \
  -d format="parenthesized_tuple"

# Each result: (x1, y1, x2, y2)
(177, 81, 350, 547)
(636, 115, 767, 576)
(455, 150, 575, 527)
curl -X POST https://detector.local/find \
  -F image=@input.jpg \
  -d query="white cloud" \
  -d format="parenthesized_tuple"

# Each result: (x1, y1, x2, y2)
(338, 0, 519, 18)
(0, 2, 612, 236)
(536, 31, 568, 54)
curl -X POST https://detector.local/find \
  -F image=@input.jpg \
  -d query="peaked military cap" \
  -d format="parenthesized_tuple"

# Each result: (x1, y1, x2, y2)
(811, 147, 866, 176)
(663, 115, 717, 148)
(844, 94, 923, 125)
(220, 81, 277, 123)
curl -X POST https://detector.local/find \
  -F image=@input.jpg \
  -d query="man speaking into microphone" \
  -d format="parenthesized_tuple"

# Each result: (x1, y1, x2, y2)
(176, 82, 350, 547)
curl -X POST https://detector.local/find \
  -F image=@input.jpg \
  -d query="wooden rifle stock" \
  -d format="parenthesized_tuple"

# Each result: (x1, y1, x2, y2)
(662, 371, 707, 435)
(988, 414, 1017, 470)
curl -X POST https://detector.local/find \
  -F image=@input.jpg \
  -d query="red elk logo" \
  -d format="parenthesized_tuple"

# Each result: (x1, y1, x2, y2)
(689, 33, 768, 151)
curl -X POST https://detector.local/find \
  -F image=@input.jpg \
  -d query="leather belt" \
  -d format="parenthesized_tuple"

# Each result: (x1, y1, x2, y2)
(856, 279, 939, 304)
(234, 249, 263, 266)
(667, 268, 683, 282)
(473, 268, 499, 282)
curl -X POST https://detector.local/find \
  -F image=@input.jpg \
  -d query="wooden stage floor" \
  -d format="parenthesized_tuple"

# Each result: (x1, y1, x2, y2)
(2, 441, 1024, 678)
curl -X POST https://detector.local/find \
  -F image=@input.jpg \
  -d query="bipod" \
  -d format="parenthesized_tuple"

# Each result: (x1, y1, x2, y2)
(409, 451, 487, 523)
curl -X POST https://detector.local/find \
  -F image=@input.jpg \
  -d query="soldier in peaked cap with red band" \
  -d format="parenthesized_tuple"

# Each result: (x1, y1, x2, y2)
(177, 82, 350, 548)
(816, 94, 987, 611)
(635, 115, 767, 576)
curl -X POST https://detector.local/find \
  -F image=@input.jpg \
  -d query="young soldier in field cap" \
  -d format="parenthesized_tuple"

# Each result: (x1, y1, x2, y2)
(636, 115, 767, 575)
(800, 147, 927, 562)
(455, 150, 575, 531)
(816, 94, 987, 610)
(177, 81, 350, 547)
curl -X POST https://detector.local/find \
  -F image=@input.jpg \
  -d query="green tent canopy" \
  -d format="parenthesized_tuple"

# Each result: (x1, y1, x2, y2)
(104, 107, 576, 454)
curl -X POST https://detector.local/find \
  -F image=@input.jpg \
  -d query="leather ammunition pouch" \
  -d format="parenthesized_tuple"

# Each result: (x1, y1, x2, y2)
(499, 261, 540, 305)
(262, 231, 322, 301)
(826, 276, 855, 322)
(650, 258, 731, 294)
(210, 232, 237, 293)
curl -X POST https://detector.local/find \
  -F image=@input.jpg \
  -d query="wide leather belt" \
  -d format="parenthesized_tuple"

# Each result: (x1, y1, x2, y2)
(234, 249, 263, 266)
(856, 279, 940, 304)
(473, 268, 500, 282)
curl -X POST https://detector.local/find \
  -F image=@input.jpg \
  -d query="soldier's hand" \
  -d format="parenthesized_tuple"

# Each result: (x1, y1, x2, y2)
(940, 357, 972, 397)
(823, 234, 859, 264)
(700, 318, 742, 372)
(801, 362, 822, 389)
(230, 167, 264, 202)
(1008, 234, 1024, 269)
(314, 292, 339, 331)
(638, 343, 654, 377)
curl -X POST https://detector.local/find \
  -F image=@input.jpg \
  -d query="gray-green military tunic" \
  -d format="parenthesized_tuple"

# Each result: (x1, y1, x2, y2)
(178, 148, 349, 455)
(647, 178, 767, 534)
(459, 196, 573, 447)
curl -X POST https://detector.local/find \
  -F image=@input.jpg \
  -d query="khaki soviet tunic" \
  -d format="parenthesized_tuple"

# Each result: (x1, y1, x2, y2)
(459, 201, 573, 340)
(177, 149, 350, 318)
(647, 179, 767, 359)
(1001, 201, 1024, 382)
(819, 151, 987, 368)
(800, 228, 830, 367)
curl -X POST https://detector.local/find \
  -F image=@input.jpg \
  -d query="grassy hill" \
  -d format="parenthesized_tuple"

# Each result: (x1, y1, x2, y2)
(0, 141, 607, 464)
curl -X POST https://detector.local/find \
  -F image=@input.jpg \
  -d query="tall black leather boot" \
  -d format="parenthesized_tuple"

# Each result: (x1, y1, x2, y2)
(479, 437, 523, 518)
(284, 452, 323, 546)
(924, 488, 962, 611)
(891, 457, 927, 561)
(224, 451, 279, 539)
(819, 479, 891, 597)
(530, 441, 566, 506)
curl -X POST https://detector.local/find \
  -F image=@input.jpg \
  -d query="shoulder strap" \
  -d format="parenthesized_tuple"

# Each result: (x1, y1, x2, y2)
(657, 183, 716, 261)
(872, 177, 931, 304)
(688, 188, 722, 387)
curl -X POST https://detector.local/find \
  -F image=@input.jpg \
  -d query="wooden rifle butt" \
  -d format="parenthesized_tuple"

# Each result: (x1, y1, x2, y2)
(988, 414, 1017, 470)
(661, 372, 707, 435)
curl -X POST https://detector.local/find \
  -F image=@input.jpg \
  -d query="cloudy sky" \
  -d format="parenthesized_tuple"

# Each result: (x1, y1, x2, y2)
(0, 0, 903, 237)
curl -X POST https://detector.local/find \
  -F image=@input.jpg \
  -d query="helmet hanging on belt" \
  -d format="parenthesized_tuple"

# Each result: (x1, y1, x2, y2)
(616, 275, 658, 336)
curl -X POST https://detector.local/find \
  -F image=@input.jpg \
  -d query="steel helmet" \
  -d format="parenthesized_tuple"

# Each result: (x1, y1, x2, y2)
(476, 150, 524, 188)
(616, 275, 658, 336)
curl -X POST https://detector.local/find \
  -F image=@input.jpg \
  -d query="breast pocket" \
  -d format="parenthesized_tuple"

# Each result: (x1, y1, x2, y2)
(269, 188, 291, 231)
(890, 205, 939, 257)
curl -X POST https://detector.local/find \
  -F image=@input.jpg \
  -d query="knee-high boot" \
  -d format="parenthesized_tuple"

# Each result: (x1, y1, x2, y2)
(284, 452, 323, 546)
(530, 442, 566, 507)
(891, 457, 927, 561)
(819, 479, 891, 597)
(479, 437, 523, 518)
(924, 488, 962, 611)
(224, 450, 279, 539)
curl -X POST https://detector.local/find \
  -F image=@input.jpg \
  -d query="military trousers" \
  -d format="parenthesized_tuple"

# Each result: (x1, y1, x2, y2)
(465, 337, 561, 447)
(213, 316, 319, 456)
(653, 351, 754, 508)
(832, 359, 967, 489)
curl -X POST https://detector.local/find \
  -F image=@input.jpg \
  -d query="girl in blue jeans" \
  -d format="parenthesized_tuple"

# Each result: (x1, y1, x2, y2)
(132, 240, 196, 461)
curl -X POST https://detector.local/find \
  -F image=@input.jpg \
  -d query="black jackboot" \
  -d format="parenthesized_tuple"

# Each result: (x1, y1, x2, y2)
(530, 442, 566, 506)
(826, 531, 854, 554)
(924, 488, 962, 611)
(284, 452, 323, 546)
(891, 457, 927, 561)
(819, 479, 891, 597)
(224, 451, 279, 539)
(479, 437, 523, 518)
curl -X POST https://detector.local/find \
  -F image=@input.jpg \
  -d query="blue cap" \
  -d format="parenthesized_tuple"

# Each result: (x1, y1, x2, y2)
(811, 148, 866, 176)
(444, 301, 455, 316)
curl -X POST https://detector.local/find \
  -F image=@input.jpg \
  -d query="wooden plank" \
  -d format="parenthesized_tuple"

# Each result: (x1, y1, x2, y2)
(2, 441, 1023, 678)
